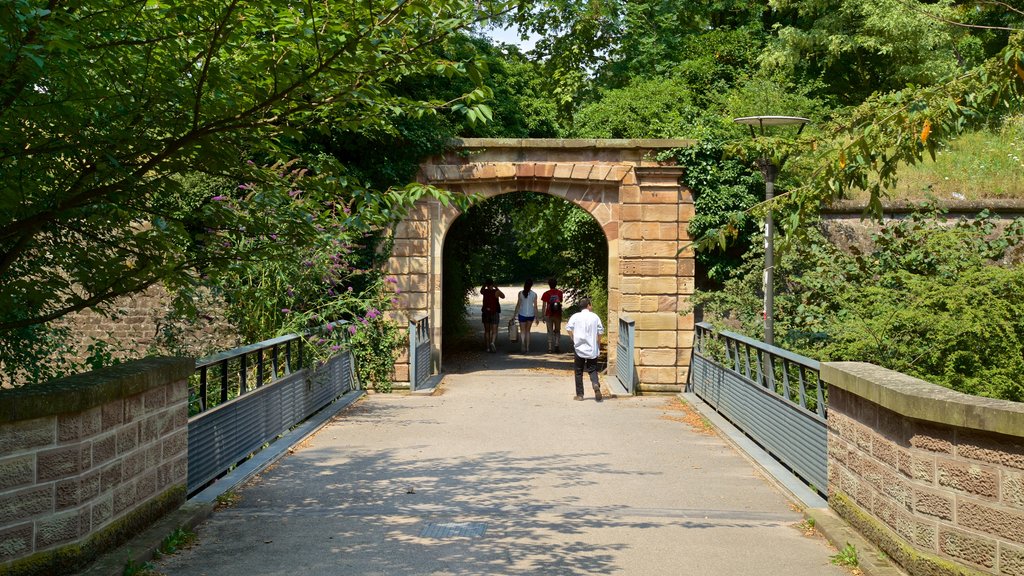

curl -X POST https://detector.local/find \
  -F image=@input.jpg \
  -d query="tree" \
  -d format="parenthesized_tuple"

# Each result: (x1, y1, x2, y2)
(696, 209, 1024, 400)
(0, 0, 510, 384)
(763, 0, 1023, 104)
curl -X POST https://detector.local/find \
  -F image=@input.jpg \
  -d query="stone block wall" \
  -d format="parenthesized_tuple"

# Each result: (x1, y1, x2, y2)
(622, 166, 693, 393)
(405, 139, 696, 393)
(0, 358, 193, 576)
(824, 362, 1024, 576)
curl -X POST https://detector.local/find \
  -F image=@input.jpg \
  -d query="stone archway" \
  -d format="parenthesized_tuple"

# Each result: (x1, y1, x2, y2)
(388, 139, 696, 395)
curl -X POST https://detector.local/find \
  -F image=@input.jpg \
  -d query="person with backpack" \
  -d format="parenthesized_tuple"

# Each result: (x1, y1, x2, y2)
(541, 278, 565, 353)
(480, 278, 504, 353)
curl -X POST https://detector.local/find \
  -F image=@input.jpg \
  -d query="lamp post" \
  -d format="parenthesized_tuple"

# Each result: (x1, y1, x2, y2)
(733, 116, 810, 346)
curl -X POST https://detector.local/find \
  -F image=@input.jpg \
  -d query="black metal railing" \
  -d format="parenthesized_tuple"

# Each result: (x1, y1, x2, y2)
(187, 329, 357, 496)
(192, 334, 305, 416)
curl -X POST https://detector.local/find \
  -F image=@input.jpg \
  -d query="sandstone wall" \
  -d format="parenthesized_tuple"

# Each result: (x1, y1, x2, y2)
(0, 358, 193, 576)
(824, 362, 1024, 576)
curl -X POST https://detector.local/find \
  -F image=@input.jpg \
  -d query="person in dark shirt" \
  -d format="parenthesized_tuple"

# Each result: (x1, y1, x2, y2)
(540, 278, 565, 353)
(480, 278, 504, 352)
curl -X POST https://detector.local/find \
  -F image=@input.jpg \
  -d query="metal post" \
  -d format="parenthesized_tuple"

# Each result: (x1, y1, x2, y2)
(733, 116, 810, 347)
(762, 159, 777, 346)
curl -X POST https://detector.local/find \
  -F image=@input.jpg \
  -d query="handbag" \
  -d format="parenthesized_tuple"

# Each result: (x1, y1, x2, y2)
(508, 318, 518, 343)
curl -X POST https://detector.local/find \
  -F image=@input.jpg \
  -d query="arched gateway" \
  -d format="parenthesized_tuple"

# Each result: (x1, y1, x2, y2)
(388, 139, 696, 394)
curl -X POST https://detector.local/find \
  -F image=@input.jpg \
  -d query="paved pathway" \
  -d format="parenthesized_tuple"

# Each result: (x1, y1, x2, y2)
(155, 291, 851, 575)
(157, 374, 851, 573)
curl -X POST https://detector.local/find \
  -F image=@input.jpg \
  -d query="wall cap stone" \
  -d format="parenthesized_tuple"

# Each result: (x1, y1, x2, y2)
(0, 357, 194, 423)
(822, 361, 1024, 436)
(450, 138, 694, 149)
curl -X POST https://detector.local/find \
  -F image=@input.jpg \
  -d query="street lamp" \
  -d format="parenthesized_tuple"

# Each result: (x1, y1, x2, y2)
(733, 116, 810, 346)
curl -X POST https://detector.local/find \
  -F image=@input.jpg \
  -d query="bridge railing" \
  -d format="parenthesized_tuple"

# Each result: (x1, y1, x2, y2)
(409, 313, 431, 391)
(616, 316, 636, 394)
(690, 322, 828, 495)
(188, 330, 357, 496)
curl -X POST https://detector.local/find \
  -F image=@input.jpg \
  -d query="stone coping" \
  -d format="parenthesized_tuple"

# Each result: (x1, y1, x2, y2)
(0, 357, 194, 423)
(823, 198, 1024, 215)
(450, 138, 694, 149)
(822, 362, 1024, 437)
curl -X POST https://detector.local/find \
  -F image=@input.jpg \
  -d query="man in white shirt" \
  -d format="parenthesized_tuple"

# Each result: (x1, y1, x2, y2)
(565, 297, 604, 402)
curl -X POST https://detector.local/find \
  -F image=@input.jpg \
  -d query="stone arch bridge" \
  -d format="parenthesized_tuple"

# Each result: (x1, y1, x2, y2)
(387, 139, 697, 394)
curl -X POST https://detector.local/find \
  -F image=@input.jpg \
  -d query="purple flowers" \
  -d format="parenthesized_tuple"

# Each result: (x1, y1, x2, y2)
(366, 308, 379, 320)
(386, 276, 398, 284)
(325, 323, 334, 332)
(289, 189, 302, 198)
(238, 183, 253, 191)
(212, 195, 228, 201)
(348, 325, 357, 335)
(281, 308, 291, 314)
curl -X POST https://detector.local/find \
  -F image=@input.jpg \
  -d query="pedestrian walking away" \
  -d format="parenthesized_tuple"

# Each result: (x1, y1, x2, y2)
(480, 278, 504, 352)
(512, 280, 538, 354)
(565, 297, 604, 402)
(540, 278, 564, 353)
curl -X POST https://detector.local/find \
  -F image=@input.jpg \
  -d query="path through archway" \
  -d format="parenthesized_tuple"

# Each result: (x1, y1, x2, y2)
(388, 139, 695, 395)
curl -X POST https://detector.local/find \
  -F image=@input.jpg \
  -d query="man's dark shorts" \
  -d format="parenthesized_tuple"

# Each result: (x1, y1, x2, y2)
(482, 310, 500, 325)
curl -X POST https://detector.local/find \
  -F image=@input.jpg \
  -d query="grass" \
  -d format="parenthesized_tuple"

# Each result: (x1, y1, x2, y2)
(843, 121, 1024, 203)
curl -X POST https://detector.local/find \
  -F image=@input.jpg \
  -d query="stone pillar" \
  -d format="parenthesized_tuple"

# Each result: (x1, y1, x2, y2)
(388, 201, 433, 389)
(620, 166, 694, 394)
(0, 358, 193, 576)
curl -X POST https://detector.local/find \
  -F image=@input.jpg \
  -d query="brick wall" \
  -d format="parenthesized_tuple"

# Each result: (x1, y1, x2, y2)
(824, 362, 1024, 576)
(0, 358, 193, 576)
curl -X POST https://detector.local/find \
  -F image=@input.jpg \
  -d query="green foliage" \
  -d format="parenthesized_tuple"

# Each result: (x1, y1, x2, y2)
(696, 209, 1024, 401)
(0, 0, 512, 384)
(586, 276, 609, 327)
(571, 77, 704, 138)
(122, 560, 159, 576)
(154, 527, 196, 558)
(348, 307, 404, 393)
(831, 542, 859, 567)
(0, 322, 76, 387)
(669, 141, 763, 285)
(884, 120, 1024, 200)
(765, 0, 966, 103)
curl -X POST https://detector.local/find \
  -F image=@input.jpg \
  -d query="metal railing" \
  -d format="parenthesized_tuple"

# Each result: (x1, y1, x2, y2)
(690, 322, 828, 495)
(409, 313, 431, 391)
(187, 332, 357, 496)
(616, 316, 636, 395)
(192, 334, 304, 415)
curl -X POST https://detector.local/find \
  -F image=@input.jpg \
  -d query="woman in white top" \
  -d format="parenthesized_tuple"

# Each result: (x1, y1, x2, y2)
(512, 279, 538, 353)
